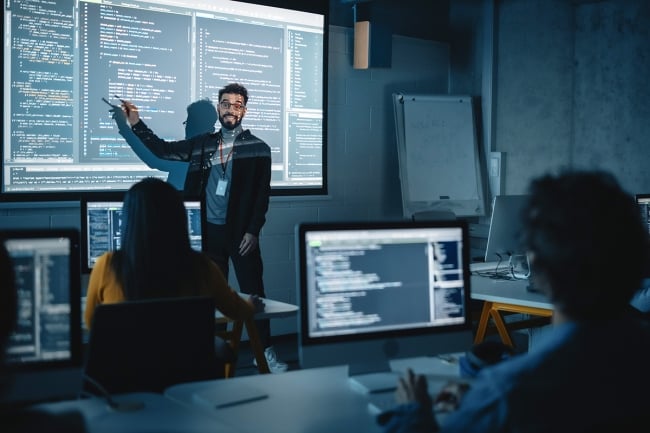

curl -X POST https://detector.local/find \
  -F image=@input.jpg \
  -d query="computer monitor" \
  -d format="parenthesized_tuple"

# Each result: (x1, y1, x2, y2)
(484, 194, 529, 263)
(636, 194, 650, 234)
(296, 220, 473, 389)
(81, 198, 203, 273)
(0, 228, 83, 406)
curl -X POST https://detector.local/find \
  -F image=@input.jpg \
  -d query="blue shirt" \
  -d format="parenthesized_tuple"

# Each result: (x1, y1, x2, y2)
(205, 126, 241, 225)
(381, 318, 650, 433)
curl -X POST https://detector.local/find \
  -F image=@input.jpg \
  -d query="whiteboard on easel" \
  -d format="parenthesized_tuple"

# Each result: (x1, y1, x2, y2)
(393, 94, 486, 218)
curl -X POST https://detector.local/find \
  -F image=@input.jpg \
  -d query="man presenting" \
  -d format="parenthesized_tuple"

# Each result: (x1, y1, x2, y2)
(117, 83, 287, 373)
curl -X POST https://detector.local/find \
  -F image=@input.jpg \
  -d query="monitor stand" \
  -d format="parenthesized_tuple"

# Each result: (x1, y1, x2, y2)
(347, 358, 400, 394)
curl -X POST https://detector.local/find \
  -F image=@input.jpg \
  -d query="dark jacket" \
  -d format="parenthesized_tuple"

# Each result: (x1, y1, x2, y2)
(131, 120, 271, 237)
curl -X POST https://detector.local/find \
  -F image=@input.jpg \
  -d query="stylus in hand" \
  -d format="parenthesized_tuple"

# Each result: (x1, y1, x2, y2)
(101, 97, 118, 108)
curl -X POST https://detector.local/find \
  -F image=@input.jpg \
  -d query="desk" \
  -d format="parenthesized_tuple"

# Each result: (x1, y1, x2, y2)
(471, 275, 553, 347)
(165, 356, 460, 433)
(32, 357, 460, 433)
(215, 296, 298, 376)
(34, 392, 240, 433)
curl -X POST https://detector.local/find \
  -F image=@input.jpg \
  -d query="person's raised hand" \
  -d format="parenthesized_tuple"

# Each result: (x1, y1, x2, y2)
(109, 103, 130, 131)
(395, 368, 432, 407)
(120, 100, 141, 127)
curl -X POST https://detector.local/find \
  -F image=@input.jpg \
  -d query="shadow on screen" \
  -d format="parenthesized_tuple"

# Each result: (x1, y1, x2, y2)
(110, 99, 216, 190)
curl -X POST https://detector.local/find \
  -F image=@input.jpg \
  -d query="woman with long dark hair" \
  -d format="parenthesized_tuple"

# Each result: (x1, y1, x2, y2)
(84, 177, 260, 328)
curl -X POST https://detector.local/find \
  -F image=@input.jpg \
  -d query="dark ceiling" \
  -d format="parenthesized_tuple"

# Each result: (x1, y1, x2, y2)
(329, 0, 451, 42)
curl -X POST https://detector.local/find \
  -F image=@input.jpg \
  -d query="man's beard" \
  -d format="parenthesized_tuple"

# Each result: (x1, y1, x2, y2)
(219, 113, 241, 130)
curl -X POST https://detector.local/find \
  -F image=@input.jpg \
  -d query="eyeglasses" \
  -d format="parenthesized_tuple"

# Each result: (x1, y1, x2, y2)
(219, 101, 246, 111)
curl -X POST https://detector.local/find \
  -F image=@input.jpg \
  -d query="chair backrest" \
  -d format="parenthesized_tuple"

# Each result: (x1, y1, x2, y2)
(83, 296, 220, 395)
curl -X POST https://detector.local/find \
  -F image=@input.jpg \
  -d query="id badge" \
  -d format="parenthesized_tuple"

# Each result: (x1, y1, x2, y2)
(216, 179, 228, 196)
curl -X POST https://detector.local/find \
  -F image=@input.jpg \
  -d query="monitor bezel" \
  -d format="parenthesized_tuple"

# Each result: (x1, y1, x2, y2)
(296, 219, 473, 350)
(80, 194, 125, 274)
(80, 195, 203, 273)
(0, 228, 83, 373)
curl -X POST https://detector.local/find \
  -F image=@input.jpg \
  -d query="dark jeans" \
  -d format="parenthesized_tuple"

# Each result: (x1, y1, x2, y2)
(205, 222, 270, 348)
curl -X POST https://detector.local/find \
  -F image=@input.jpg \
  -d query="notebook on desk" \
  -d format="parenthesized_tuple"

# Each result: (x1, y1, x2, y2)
(348, 371, 401, 394)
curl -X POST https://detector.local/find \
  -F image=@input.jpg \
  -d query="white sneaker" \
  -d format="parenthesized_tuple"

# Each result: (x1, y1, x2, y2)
(253, 346, 288, 373)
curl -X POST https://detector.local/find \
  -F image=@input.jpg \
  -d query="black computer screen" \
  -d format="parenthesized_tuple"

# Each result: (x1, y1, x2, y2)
(2, 229, 82, 369)
(81, 199, 202, 273)
(296, 220, 473, 373)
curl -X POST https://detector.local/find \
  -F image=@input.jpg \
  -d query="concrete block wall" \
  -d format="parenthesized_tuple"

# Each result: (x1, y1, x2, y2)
(494, 0, 650, 195)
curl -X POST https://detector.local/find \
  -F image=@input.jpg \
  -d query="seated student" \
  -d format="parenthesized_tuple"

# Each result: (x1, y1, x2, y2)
(0, 241, 86, 432)
(84, 178, 262, 359)
(379, 170, 650, 433)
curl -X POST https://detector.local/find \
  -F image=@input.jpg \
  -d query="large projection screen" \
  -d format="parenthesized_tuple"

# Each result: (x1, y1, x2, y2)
(2, 0, 327, 200)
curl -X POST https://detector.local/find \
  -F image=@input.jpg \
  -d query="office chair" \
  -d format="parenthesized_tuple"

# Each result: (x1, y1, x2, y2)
(83, 296, 224, 395)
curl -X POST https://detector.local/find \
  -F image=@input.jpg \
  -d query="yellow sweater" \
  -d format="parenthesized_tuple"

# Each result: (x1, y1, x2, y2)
(84, 251, 253, 329)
